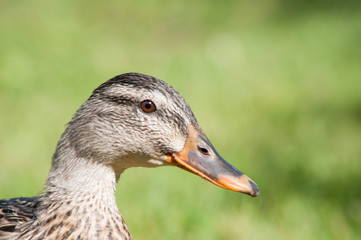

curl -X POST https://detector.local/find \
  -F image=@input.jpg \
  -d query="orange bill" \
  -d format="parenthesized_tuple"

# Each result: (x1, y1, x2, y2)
(166, 125, 259, 197)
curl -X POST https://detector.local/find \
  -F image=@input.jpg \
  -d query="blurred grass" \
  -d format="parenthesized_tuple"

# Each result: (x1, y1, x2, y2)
(0, 0, 360, 239)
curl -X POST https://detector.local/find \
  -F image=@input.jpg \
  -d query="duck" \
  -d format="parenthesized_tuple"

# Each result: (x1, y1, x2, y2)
(0, 72, 259, 240)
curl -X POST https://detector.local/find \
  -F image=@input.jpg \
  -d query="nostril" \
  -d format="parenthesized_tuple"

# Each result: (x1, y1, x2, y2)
(198, 146, 210, 155)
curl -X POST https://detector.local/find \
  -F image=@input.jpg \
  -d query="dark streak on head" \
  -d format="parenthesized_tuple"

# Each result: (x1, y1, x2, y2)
(90, 72, 199, 128)
(96, 94, 136, 107)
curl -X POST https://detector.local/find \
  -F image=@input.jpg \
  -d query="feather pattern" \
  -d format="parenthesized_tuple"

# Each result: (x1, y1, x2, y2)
(0, 197, 39, 239)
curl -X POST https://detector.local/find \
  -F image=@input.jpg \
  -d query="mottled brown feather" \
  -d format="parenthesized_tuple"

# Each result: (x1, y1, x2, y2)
(0, 197, 39, 239)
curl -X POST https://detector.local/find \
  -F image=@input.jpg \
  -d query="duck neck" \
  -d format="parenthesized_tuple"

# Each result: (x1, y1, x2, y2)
(46, 149, 118, 197)
(23, 147, 132, 239)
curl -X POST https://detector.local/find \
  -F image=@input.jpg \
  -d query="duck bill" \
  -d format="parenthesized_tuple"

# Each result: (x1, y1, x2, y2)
(166, 125, 259, 197)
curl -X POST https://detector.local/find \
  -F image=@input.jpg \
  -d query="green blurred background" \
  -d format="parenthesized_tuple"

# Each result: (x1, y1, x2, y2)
(1, 0, 360, 239)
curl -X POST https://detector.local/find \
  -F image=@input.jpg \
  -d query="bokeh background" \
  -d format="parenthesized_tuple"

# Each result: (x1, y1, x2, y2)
(1, 0, 360, 239)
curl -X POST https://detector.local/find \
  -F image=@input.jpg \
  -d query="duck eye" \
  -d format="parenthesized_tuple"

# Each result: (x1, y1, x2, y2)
(140, 100, 156, 113)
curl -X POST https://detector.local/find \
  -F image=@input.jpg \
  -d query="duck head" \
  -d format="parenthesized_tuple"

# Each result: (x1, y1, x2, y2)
(58, 73, 259, 197)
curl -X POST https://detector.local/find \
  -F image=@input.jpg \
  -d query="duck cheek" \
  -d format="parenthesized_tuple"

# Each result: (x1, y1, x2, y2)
(168, 136, 188, 153)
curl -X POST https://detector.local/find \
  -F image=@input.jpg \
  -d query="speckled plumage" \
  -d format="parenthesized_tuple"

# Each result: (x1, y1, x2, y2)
(0, 197, 39, 239)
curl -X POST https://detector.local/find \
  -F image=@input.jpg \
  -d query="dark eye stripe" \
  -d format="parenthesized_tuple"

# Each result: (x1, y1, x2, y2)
(94, 93, 136, 106)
